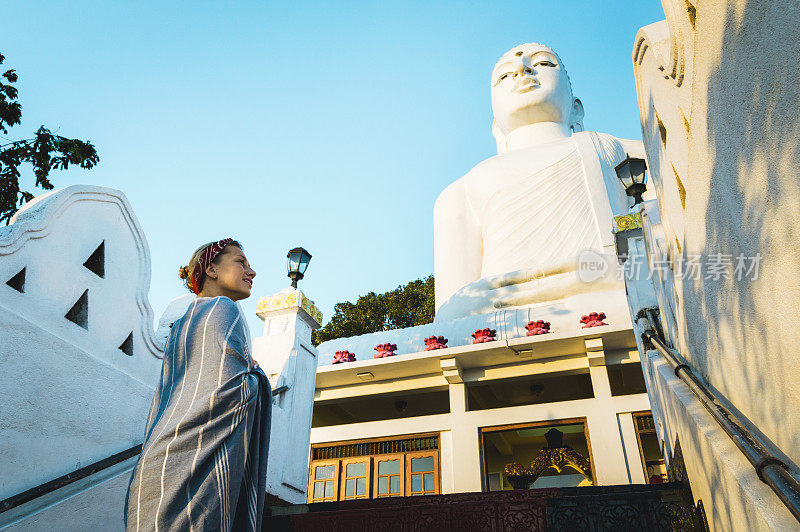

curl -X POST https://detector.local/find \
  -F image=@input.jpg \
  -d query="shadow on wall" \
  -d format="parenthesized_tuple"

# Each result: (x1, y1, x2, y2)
(679, 0, 800, 482)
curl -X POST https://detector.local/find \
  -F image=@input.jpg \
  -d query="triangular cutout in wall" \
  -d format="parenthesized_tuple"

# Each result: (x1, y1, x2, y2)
(83, 241, 105, 278)
(119, 332, 133, 356)
(65, 290, 89, 329)
(6, 267, 26, 293)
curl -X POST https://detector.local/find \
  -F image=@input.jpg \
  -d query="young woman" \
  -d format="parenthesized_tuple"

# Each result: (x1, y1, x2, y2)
(125, 238, 271, 532)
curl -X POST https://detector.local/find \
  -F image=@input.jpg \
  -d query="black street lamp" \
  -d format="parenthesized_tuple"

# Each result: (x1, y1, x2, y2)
(286, 247, 312, 289)
(615, 155, 648, 206)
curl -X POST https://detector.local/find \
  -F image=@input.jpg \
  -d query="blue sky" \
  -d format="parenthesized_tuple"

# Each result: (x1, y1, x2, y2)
(4, 1, 665, 335)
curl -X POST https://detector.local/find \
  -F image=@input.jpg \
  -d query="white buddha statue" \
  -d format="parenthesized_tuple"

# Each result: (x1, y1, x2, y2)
(434, 43, 644, 322)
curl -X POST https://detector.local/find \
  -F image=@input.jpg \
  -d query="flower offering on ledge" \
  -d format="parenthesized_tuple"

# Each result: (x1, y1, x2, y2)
(526, 320, 551, 336)
(374, 343, 398, 358)
(424, 336, 448, 350)
(472, 328, 497, 344)
(333, 350, 356, 364)
(580, 312, 608, 328)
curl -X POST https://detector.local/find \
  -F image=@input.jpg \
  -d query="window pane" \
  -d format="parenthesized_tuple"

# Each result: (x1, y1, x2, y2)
(313, 482, 324, 499)
(324, 480, 334, 497)
(390, 476, 400, 493)
(315, 465, 335, 480)
(356, 477, 366, 495)
(378, 459, 400, 475)
(411, 456, 434, 472)
(378, 476, 389, 494)
(424, 473, 434, 491)
(345, 478, 355, 496)
(411, 474, 422, 492)
(346, 462, 367, 477)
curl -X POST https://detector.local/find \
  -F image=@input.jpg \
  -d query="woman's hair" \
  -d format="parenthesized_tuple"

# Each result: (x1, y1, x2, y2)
(178, 240, 243, 293)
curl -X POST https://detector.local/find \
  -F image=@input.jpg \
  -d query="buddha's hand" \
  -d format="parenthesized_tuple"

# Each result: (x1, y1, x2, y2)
(435, 254, 621, 321)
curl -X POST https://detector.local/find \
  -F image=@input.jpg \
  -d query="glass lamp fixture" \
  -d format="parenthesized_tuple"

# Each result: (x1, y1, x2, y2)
(615, 155, 648, 205)
(287, 247, 312, 288)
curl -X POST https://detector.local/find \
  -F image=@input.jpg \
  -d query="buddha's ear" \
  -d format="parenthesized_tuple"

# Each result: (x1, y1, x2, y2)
(570, 98, 585, 133)
(492, 119, 508, 155)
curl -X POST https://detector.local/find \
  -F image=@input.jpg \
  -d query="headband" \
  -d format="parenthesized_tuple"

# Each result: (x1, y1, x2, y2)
(190, 238, 234, 294)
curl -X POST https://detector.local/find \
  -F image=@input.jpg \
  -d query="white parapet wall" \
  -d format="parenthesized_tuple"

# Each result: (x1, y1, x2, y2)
(0, 186, 163, 531)
(626, 1, 800, 527)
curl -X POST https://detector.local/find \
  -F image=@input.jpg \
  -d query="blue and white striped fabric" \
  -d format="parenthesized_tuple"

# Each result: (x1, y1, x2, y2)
(125, 296, 271, 532)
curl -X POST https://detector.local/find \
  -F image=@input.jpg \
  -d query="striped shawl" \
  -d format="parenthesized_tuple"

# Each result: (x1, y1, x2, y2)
(125, 296, 271, 531)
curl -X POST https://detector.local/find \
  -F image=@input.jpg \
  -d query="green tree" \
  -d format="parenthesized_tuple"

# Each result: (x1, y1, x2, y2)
(312, 275, 435, 346)
(0, 52, 99, 224)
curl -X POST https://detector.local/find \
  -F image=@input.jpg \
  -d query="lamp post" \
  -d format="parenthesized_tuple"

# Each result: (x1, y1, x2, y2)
(615, 155, 648, 206)
(286, 247, 312, 289)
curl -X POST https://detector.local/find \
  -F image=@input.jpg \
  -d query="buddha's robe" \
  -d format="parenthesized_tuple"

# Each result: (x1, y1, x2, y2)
(476, 131, 630, 278)
(434, 131, 632, 315)
(125, 296, 271, 532)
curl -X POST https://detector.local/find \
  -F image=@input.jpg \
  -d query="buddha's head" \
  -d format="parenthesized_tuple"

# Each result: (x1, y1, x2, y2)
(491, 43, 584, 152)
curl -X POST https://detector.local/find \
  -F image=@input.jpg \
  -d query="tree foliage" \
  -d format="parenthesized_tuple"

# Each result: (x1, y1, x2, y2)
(312, 275, 435, 346)
(0, 52, 99, 224)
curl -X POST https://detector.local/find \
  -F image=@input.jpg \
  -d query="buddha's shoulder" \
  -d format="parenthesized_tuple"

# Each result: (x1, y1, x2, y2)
(575, 130, 644, 157)
(434, 157, 499, 206)
(462, 139, 578, 177)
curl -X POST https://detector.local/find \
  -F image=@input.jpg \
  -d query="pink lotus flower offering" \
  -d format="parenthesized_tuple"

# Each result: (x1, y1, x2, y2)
(580, 312, 608, 328)
(374, 343, 398, 358)
(472, 328, 497, 344)
(526, 320, 551, 336)
(424, 336, 448, 350)
(332, 350, 356, 364)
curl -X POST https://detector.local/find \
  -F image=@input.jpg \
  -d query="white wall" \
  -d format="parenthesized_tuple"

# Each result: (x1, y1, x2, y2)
(0, 186, 162, 529)
(628, 1, 800, 528)
(317, 290, 633, 366)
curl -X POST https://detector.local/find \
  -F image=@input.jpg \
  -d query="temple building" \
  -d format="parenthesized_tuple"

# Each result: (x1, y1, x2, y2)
(307, 310, 663, 500)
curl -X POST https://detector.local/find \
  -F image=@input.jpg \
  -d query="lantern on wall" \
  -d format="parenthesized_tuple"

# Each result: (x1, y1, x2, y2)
(287, 247, 312, 288)
(614, 155, 648, 205)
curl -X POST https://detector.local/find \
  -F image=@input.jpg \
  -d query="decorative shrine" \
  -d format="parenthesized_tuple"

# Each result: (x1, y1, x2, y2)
(504, 428, 593, 489)
(374, 343, 398, 358)
(580, 312, 608, 328)
(332, 350, 356, 364)
(424, 336, 448, 350)
(526, 320, 551, 336)
(472, 328, 497, 344)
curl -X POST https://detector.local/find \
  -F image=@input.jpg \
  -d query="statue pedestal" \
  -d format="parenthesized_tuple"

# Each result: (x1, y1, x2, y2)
(252, 288, 322, 504)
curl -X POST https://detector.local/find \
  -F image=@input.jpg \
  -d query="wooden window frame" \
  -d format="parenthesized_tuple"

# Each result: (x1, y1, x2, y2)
(311, 431, 440, 459)
(405, 451, 439, 496)
(340, 456, 371, 500)
(478, 417, 595, 491)
(631, 410, 666, 484)
(372, 453, 405, 498)
(307, 459, 339, 503)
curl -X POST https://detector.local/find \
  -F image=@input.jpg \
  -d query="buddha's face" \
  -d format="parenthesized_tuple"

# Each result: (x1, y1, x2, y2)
(491, 44, 575, 135)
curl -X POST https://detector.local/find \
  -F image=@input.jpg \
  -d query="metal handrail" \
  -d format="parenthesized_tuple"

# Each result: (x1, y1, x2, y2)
(641, 326, 800, 523)
(272, 385, 290, 396)
(0, 444, 142, 514)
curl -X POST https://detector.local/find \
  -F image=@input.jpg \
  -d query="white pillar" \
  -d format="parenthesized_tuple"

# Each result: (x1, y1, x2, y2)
(585, 338, 632, 485)
(252, 288, 322, 504)
(446, 381, 482, 493)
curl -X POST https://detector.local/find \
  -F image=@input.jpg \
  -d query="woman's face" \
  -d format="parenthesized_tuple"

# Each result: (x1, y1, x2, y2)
(205, 245, 256, 301)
